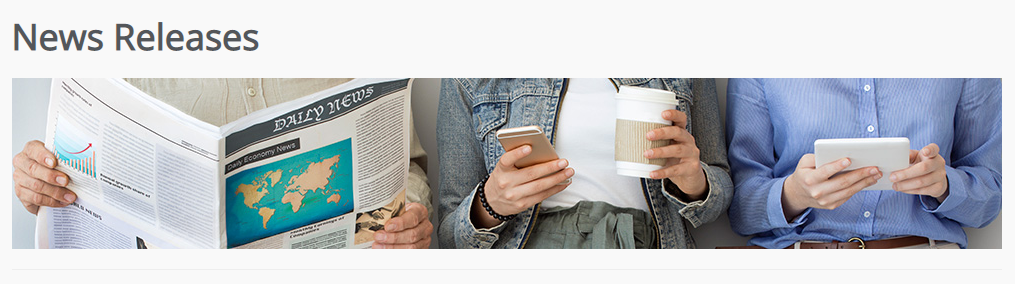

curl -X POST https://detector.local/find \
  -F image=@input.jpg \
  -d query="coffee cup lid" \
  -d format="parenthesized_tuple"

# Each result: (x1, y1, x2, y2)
(616, 86, 680, 105)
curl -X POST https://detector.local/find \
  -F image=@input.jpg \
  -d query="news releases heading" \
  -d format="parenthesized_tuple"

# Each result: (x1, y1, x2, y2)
(13, 23, 258, 51)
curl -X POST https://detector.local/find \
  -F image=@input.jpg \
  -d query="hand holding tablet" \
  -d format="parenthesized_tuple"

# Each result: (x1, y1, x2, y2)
(780, 138, 907, 220)
(814, 137, 910, 190)
(782, 137, 950, 219)
(888, 143, 950, 202)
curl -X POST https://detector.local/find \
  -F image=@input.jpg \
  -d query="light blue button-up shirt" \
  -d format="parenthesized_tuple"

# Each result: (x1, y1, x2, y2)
(726, 79, 1001, 248)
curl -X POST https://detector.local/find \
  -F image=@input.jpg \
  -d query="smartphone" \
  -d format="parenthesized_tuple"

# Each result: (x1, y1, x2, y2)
(495, 125, 570, 184)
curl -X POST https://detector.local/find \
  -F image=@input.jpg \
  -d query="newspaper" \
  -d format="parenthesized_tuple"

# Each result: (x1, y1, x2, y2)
(35, 78, 413, 249)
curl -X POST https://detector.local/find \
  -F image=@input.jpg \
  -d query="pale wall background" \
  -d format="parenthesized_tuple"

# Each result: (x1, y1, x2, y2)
(12, 78, 1002, 249)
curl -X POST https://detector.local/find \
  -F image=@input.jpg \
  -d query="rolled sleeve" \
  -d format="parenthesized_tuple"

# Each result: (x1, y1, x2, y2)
(920, 167, 966, 213)
(662, 162, 733, 228)
(766, 176, 810, 228)
(445, 184, 507, 249)
(919, 164, 1000, 228)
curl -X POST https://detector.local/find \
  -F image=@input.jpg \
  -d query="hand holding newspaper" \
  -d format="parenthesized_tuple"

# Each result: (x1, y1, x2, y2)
(36, 78, 413, 249)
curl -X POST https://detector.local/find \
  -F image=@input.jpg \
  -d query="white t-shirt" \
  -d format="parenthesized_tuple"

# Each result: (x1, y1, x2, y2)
(542, 78, 648, 212)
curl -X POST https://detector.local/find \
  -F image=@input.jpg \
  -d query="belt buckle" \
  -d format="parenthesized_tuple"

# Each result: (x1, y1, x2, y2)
(847, 237, 866, 249)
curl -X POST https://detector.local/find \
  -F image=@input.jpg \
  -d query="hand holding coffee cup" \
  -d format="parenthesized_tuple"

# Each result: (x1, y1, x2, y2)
(645, 109, 708, 200)
(614, 86, 707, 200)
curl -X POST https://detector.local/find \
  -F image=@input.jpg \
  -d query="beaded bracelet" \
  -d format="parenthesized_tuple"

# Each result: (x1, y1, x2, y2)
(477, 175, 516, 221)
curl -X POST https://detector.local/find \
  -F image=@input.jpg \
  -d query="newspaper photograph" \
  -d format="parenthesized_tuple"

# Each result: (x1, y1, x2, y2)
(36, 78, 412, 249)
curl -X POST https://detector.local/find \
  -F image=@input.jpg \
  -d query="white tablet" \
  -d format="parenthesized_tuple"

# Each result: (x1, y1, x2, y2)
(814, 137, 910, 190)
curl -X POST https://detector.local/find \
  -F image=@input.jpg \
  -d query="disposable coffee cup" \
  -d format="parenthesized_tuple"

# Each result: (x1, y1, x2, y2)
(615, 86, 681, 178)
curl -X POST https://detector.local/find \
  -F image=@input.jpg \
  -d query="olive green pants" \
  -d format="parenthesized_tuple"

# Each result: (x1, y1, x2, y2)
(524, 201, 657, 249)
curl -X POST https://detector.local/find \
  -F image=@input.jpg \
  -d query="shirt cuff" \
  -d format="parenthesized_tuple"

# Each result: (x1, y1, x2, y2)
(452, 183, 507, 248)
(466, 184, 508, 233)
(921, 166, 967, 214)
(467, 201, 509, 234)
(660, 167, 708, 206)
(661, 161, 734, 228)
(767, 176, 810, 228)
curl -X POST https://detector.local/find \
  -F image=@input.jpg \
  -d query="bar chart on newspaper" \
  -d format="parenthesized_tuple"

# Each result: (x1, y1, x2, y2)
(53, 114, 98, 179)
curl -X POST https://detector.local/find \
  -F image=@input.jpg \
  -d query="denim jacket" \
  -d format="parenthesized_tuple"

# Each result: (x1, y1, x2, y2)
(437, 78, 733, 249)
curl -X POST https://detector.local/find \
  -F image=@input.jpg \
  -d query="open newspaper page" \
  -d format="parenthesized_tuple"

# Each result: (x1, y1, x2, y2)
(219, 78, 412, 249)
(37, 78, 222, 249)
(36, 78, 412, 249)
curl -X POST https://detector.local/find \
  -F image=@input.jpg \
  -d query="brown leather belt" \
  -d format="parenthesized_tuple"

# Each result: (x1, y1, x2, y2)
(716, 236, 934, 249)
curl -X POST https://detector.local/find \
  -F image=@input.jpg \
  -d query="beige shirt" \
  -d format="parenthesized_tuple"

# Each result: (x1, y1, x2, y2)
(124, 78, 432, 214)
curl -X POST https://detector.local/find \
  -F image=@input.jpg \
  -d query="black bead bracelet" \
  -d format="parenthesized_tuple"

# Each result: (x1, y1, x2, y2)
(477, 175, 516, 222)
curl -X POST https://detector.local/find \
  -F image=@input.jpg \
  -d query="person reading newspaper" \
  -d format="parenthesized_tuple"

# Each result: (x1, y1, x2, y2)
(12, 78, 433, 249)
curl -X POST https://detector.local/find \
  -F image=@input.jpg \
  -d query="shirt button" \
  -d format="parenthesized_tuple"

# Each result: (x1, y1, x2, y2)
(863, 211, 871, 218)
(864, 85, 871, 91)
(247, 87, 257, 97)
(867, 125, 875, 132)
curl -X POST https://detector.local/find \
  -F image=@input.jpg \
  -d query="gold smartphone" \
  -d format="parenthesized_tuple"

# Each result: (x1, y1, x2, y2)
(495, 126, 570, 184)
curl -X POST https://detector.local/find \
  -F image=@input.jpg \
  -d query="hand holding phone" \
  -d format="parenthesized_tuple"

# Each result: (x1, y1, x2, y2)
(470, 126, 574, 228)
(496, 126, 572, 185)
(496, 126, 560, 168)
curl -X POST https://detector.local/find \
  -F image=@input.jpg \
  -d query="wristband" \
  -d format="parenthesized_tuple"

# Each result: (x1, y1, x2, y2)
(477, 175, 516, 222)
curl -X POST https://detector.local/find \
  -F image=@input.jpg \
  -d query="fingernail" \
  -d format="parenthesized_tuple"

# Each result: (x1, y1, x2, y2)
(375, 233, 386, 242)
(890, 174, 897, 182)
(557, 159, 568, 168)
(64, 193, 76, 203)
(869, 168, 879, 175)
(841, 159, 850, 167)
(646, 131, 656, 140)
(56, 176, 68, 186)
(922, 148, 930, 156)
(662, 111, 671, 119)
(522, 146, 531, 154)
(643, 150, 653, 158)
(876, 173, 883, 180)
(565, 168, 575, 177)
(46, 158, 55, 167)
(386, 223, 398, 231)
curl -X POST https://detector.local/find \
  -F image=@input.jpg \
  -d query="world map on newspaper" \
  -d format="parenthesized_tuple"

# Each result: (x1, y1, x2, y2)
(225, 139, 354, 248)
